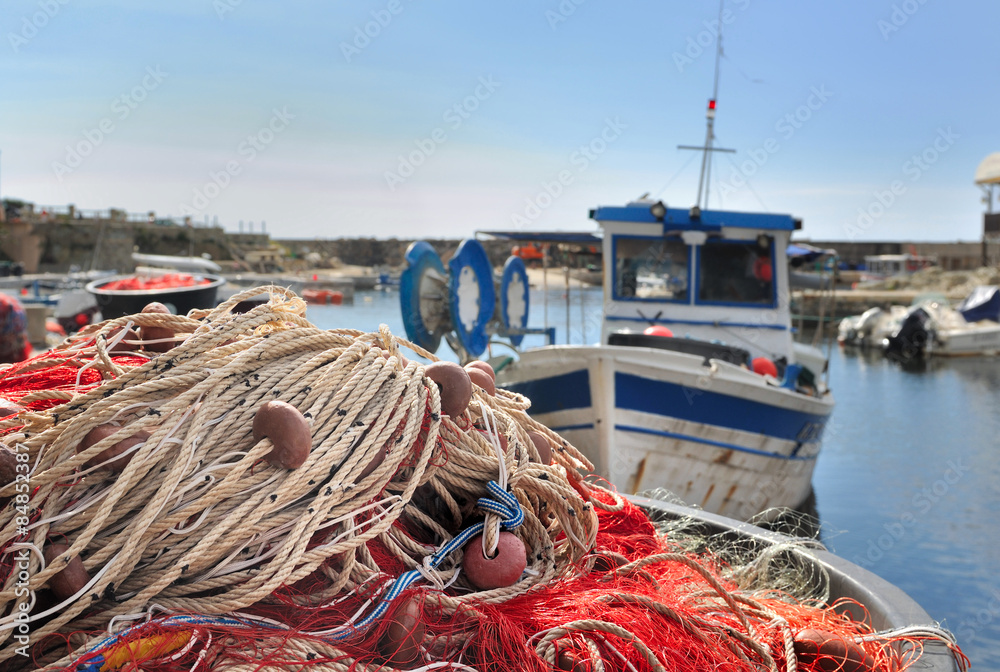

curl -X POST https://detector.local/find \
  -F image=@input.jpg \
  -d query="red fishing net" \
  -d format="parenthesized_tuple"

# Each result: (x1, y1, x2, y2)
(98, 274, 211, 292)
(0, 294, 968, 672)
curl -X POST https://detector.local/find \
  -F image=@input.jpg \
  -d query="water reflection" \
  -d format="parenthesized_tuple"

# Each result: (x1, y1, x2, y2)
(820, 345, 1000, 671)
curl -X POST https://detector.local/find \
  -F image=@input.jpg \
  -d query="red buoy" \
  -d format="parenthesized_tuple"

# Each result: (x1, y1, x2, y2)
(753, 257, 773, 283)
(793, 629, 877, 672)
(378, 594, 425, 668)
(751, 357, 778, 378)
(463, 531, 527, 590)
(643, 325, 673, 338)
(424, 362, 473, 417)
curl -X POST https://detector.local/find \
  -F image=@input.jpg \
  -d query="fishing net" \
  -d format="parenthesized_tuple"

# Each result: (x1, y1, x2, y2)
(0, 287, 968, 672)
(98, 274, 212, 292)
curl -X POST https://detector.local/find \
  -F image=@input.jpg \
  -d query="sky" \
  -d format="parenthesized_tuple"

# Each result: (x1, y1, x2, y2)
(1, 0, 998, 242)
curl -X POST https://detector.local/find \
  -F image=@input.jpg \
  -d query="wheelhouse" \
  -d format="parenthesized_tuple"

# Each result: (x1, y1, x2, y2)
(592, 202, 798, 362)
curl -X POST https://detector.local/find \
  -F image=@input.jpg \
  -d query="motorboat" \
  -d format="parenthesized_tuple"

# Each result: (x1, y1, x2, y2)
(838, 305, 908, 348)
(885, 286, 1000, 360)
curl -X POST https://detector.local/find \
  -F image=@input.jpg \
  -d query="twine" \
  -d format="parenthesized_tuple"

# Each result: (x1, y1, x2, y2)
(0, 287, 596, 669)
(0, 287, 968, 672)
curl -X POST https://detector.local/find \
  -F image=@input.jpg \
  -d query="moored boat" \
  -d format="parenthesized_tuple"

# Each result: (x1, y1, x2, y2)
(860, 253, 937, 283)
(496, 202, 834, 520)
(838, 304, 909, 349)
(885, 286, 1000, 360)
(85, 272, 225, 318)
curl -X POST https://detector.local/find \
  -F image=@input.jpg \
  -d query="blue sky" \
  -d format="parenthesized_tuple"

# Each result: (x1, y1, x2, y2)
(1, 1, 997, 242)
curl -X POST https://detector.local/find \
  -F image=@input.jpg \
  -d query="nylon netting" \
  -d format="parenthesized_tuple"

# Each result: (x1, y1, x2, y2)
(0, 287, 967, 672)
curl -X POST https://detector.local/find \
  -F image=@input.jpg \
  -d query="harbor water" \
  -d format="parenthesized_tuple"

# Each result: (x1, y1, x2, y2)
(307, 285, 1000, 670)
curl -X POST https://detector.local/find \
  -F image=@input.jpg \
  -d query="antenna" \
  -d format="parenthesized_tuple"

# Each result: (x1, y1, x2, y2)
(678, 0, 735, 210)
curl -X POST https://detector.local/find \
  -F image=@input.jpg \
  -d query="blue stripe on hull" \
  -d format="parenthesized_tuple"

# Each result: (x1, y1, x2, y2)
(503, 369, 591, 414)
(614, 372, 828, 444)
(615, 424, 817, 461)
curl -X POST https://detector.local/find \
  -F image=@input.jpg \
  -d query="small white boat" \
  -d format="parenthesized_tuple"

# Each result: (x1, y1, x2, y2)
(885, 286, 1000, 359)
(838, 305, 909, 348)
(497, 202, 835, 520)
(131, 252, 222, 274)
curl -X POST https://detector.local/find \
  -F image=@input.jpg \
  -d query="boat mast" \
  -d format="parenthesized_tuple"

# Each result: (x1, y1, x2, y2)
(678, 0, 734, 210)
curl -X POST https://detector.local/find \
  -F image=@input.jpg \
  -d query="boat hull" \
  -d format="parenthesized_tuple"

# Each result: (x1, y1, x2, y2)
(86, 274, 225, 319)
(499, 344, 834, 520)
(930, 322, 1000, 356)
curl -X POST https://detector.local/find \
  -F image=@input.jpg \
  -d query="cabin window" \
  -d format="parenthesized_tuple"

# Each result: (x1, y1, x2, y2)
(697, 238, 775, 306)
(613, 237, 688, 301)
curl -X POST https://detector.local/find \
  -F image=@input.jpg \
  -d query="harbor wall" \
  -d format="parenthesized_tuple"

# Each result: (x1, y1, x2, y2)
(0, 209, 517, 273)
(4, 200, 997, 274)
(797, 239, 1000, 269)
(0, 216, 264, 274)
(272, 238, 518, 269)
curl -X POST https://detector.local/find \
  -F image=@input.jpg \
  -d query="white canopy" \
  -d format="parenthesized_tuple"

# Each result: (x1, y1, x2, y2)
(974, 152, 1000, 184)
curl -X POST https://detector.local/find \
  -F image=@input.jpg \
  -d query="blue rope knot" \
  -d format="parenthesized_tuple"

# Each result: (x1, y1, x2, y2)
(75, 657, 104, 672)
(476, 480, 524, 529)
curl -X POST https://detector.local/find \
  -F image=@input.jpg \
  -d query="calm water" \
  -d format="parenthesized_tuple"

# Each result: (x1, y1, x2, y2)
(308, 287, 1000, 670)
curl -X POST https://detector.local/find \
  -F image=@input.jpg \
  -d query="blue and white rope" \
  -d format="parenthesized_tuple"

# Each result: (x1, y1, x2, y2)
(330, 479, 524, 639)
(76, 614, 278, 672)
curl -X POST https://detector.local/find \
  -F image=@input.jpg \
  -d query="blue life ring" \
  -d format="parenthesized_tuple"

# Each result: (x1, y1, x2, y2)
(447, 239, 496, 357)
(500, 256, 530, 347)
(399, 242, 448, 353)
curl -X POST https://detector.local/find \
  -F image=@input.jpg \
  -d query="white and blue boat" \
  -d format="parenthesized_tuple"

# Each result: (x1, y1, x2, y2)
(496, 202, 835, 520)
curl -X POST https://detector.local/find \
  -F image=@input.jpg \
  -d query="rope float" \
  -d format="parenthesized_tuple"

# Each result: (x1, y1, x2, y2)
(0, 286, 968, 672)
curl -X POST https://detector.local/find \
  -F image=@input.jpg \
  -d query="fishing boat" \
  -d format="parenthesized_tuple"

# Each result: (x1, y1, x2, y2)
(397, 17, 836, 519)
(493, 23, 836, 518)
(399, 225, 834, 520)
(496, 202, 834, 519)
